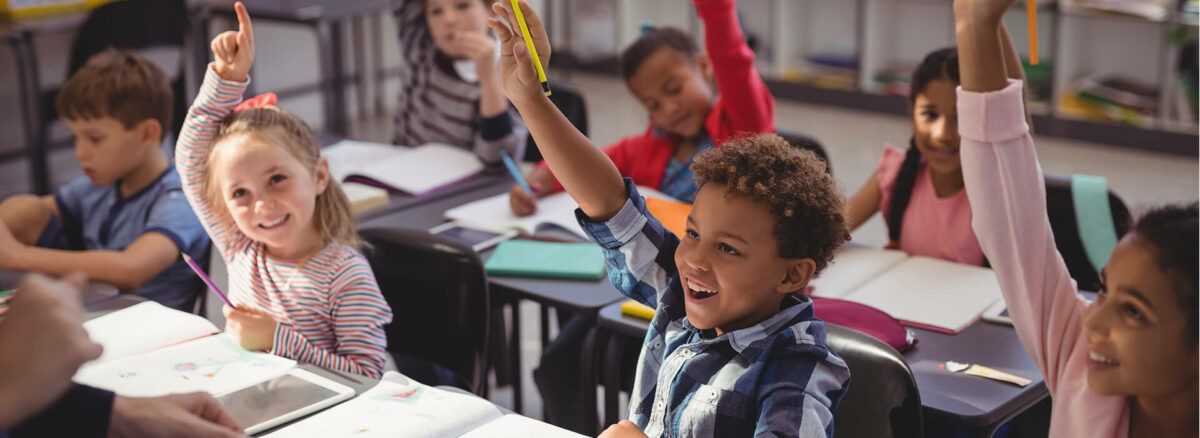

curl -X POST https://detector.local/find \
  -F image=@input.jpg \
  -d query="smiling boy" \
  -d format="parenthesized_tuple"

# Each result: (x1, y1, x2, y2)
(487, 3, 850, 435)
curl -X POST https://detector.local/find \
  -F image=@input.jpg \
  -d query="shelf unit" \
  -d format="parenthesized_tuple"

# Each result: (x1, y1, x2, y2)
(545, 0, 1198, 156)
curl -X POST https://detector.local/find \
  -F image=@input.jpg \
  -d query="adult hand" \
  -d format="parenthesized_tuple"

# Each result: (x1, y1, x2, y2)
(597, 420, 649, 438)
(211, 2, 255, 82)
(0, 273, 101, 429)
(109, 392, 244, 438)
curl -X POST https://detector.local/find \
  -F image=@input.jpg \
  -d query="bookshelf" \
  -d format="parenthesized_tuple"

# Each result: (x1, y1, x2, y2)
(544, 0, 1198, 155)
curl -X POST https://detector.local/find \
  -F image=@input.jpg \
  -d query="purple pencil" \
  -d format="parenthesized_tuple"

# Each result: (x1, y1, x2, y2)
(181, 253, 234, 307)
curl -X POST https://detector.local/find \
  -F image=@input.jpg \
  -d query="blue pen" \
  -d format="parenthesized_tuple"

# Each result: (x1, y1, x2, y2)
(501, 151, 533, 195)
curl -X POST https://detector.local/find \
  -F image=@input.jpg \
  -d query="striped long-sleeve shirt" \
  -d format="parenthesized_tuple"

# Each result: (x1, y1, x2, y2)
(176, 65, 393, 378)
(580, 180, 851, 437)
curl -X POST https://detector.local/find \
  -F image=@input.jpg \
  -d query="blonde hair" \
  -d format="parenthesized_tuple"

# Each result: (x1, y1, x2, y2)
(206, 108, 364, 252)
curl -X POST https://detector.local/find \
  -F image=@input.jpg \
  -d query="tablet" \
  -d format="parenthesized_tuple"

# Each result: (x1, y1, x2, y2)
(982, 300, 1012, 326)
(430, 222, 517, 252)
(217, 369, 354, 435)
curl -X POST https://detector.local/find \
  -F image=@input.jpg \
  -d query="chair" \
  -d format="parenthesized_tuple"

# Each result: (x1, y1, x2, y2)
(523, 79, 589, 162)
(1044, 175, 1132, 292)
(359, 227, 490, 396)
(825, 323, 923, 438)
(776, 128, 832, 175)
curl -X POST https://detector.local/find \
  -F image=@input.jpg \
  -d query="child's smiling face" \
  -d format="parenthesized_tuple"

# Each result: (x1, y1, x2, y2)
(627, 47, 715, 140)
(211, 133, 330, 261)
(674, 183, 815, 335)
(912, 78, 962, 177)
(1084, 235, 1198, 399)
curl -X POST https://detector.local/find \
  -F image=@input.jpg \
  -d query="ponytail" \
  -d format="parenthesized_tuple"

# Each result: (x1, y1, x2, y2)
(886, 138, 922, 244)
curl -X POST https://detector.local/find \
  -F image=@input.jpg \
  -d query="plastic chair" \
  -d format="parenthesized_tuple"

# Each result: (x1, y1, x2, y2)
(524, 79, 589, 162)
(776, 128, 832, 175)
(359, 227, 490, 396)
(825, 323, 923, 438)
(1043, 175, 1132, 292)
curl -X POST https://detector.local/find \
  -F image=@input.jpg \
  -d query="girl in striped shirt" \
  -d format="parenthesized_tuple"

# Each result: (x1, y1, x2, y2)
(176, 3, 392, 378)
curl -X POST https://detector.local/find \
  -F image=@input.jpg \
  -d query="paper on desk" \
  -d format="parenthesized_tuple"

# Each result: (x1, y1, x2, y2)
(445, 186, 678, 239)
(83, 301, 221, 363)
(73, 333, 296, 397)
(264, 371, 504, 438)
(461, 414, 587, 437)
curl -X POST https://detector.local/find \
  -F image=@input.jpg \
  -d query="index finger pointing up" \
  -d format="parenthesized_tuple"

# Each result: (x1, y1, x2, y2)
(234, 2, 253, 44)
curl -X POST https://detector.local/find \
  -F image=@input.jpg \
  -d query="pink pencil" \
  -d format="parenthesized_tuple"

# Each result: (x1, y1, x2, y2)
(181, 253, 234, 307)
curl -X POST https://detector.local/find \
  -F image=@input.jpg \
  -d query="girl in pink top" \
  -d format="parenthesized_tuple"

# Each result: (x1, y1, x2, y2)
(956, 0, 1199, 436)
(846, 35, 1026, 266)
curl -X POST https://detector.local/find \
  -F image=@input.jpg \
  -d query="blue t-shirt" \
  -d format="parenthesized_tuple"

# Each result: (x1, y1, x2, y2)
(658, 132, 715, 203)
(46, 166, 210, 310)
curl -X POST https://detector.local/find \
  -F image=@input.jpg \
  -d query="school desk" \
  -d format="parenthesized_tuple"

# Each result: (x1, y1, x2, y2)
(188, 0, 394, 136)
(358, 175, 629, 416)
(580, 300, 1051, 438)
(78, 293, 579, 437)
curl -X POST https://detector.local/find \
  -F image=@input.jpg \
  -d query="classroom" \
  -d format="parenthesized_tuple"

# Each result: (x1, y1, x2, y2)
(0, 0, 1196, 437)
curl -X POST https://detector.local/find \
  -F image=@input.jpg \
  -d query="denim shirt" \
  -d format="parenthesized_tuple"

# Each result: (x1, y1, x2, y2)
(577, 180, 851, 437)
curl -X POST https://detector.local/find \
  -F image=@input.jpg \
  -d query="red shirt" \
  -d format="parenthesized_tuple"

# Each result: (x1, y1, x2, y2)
(540, 0, 775, 191)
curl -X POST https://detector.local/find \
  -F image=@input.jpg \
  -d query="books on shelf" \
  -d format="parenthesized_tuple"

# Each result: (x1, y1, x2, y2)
(1059, 75, 1161, 127)
(807, 247, 1004, 334)
(323, 140, 483, 196)
(264, 371, 583, 437)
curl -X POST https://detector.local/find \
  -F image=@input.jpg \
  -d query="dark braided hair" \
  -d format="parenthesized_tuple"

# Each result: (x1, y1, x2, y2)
(886, 47, 960, 244)
(1130, 202, 1198, 344)
(620, 26, 698, 81)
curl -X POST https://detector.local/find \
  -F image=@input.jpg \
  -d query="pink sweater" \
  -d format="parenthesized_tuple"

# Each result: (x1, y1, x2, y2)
(876, 145, 984, 266)
(960, 80, 1130, 437)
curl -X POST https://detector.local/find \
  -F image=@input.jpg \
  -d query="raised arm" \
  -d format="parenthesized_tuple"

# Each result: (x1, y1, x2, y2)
(488, 1, 627, 221)
(176, 2, 255, 260)
(695, 0, 774, 134)
(955, 0, 1085, 390)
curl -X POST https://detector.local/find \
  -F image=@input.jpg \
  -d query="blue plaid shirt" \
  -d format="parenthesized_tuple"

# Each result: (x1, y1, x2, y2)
(578, 180, 851, 437)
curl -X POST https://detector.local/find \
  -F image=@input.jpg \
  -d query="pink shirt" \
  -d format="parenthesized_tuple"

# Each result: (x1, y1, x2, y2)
(876, 145, 985, 266)
(961, 80, 1130, 437)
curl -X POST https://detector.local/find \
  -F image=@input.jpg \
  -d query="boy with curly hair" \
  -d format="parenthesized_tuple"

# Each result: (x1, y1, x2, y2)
(487, 3, 850, 436)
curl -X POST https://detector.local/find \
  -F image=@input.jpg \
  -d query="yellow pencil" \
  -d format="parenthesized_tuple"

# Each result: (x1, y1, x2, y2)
(511, 0, 551, 96)
(1027, 0, 1039, 65)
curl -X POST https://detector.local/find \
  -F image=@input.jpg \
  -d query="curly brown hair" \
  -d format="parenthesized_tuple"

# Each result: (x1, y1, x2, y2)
(691, 133, 847, 273)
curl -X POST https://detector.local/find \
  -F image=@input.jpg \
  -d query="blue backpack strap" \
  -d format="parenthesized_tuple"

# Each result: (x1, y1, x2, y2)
(1071, 174, 1119, 273)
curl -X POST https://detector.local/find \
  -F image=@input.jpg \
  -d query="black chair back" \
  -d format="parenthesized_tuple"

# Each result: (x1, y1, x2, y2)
(360, 227, 490, 395)
(1044, 175, 1132, 292)
(776, 129, 832, 175)
(524, 79, 589, 162)
(826, 323, 922, 438)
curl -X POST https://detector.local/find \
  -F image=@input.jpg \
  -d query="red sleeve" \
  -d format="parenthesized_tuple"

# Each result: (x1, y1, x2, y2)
(694, 0, 774, 135)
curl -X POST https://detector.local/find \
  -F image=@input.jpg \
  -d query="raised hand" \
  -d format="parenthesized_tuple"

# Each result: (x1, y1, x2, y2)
(485, 0, 551, 106)
(953, 0, 1017, 28)
(211, 2, 255, 82)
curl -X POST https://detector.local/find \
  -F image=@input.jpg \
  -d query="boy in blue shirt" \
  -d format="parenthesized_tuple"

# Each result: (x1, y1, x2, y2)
(489, 2, 851, 436)
(0, 48, 209, 311)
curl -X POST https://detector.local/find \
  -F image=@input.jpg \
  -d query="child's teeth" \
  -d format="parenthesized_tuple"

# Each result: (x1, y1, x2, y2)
(687, 279, 716, 293)
(1089, 352, 1117, 365)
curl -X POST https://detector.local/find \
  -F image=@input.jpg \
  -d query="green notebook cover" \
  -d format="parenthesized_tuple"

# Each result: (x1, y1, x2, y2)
(484, 240, 607, 280)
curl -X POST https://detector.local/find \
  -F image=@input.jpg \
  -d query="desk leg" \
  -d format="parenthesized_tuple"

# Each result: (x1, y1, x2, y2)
(579, 326, 605, 436)
(509, 296, 524, 414)
(602, 334, 626, 427)
(13, 32, 48, 195)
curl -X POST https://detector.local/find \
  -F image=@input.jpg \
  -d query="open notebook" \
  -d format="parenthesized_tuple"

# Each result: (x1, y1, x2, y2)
(75, 301, 297, 397)
(809, 247, 1003, 333)
(444, 186, 682, 239)
(323, 140, 484, 196)
(264, 371, 583, 438)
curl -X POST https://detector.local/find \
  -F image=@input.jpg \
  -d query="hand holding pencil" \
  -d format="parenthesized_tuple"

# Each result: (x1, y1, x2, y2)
(487, 0, 553, 105)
